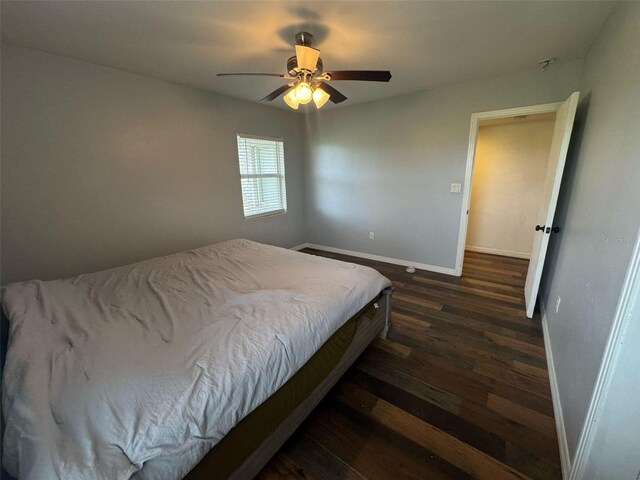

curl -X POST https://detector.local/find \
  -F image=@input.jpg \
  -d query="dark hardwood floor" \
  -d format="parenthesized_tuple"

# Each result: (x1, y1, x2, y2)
(256, 249, 561, 480)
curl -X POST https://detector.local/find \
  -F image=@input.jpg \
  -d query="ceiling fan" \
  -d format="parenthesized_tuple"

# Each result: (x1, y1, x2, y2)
(217, 32, 392, 110)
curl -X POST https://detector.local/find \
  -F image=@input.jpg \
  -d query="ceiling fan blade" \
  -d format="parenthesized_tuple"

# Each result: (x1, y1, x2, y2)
(260, 84, 292, 102)
(319, 81, 347, 104)
(295, 45, 320, 72)
(325, 70, 392, 82)
(217, 73, 287, 77)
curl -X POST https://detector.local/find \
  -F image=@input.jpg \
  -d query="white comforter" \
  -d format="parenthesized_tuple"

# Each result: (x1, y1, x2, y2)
(1, 239, 390, 480)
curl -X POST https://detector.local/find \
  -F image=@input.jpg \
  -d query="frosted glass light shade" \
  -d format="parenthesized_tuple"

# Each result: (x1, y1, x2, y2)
(295, 82, 313, 104)
(283, 90, 299, 109)
(312, 87, 330, 108)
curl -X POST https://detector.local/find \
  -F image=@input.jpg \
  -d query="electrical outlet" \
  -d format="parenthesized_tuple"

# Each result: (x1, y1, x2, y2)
(450, 183, 462, 193)
(369, 232, 375, 240)
(555, 296, 562, 314)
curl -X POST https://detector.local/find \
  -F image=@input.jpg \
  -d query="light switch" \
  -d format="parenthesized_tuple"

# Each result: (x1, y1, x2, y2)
(450, 183, 462, 193)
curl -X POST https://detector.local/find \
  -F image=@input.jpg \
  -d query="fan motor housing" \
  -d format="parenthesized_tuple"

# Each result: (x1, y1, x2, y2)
(287, 56, 323, 76)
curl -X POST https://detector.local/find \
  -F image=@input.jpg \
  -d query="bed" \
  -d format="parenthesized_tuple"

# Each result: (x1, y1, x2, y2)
(1, 239, 392, 479)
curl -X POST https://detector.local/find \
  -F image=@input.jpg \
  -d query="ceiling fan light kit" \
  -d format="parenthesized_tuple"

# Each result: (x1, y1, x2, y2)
(294, 80, 314, 104)
(312, 87, 331, 108)
(217, 32, 391, 110)
(283, 89, 299, 109)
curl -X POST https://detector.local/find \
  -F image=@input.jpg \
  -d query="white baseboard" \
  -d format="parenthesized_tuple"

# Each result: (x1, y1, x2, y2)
(465, 245, 530, 259)
(292, 243, 457, 276)
(540, 300, 571, 479)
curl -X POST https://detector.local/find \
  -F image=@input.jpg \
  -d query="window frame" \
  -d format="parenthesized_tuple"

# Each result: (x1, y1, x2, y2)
(236, 133, 288, 220)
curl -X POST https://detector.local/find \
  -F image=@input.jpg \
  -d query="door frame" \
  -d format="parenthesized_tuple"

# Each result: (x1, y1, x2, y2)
(454, 101, 563, 276)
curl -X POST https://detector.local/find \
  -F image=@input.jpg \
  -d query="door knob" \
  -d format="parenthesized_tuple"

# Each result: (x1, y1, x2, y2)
(551, 227, 561, 233)
(535, 225, 545, 231)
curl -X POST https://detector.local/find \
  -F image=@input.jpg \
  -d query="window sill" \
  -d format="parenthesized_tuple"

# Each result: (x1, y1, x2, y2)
(244, 209, 287, 221)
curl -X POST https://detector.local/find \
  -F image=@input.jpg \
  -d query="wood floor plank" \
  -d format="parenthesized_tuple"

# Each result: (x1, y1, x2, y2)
(484, 331, 546, 359)
(311, 401, 470, 480)
(463, 253, 528, 266)
(391, 311, 432, 329)
(491, 380, 555, 418)
(346, 368, 507, 461)
(387, 328, 476, 369)
(370, 337, 413, 358)
(487, 394, 557, 438)
(459, 400, 561, 461)
(276, 434, 369, 480)
(504, 442, 562, 480)
(394, 291, 443, 310)
(335, 385, 533, 480)
(456, 268, 527, 287)
(397, 281, 526, 316)
(405, 348, 553, 414)
(443, 304, 541, 331)
(363, 346, 489, 405)
(389, 316, 438, 353)
(394, 303, 543, 347)
(461, 276, 525, 294)
(513, 360, 549, 379)
(402, 318, 548, 371)
(258, 250, 561, 480)
(463, 254, 529, 268)
(394, 303, 543, 342)
(256, 453, 306, 480)
(412, 276, 524, 304)
(356, 355, 463, 414)
(474, 360, 551, 399)
(462, 263, 526, 278)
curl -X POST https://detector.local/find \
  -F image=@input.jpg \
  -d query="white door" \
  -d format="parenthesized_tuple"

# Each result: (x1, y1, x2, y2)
(524, 92, 580, 318)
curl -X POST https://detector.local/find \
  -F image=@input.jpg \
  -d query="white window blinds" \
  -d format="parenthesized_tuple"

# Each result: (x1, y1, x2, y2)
(237, 134, 287, 219)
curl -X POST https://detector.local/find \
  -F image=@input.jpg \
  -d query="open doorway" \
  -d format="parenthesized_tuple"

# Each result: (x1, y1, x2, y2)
(455, 93, 579, 317)
(466, 112, 557, 259)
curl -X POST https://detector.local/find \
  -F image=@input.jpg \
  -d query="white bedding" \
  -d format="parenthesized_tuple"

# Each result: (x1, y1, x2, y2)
(1, 239, 390, 479)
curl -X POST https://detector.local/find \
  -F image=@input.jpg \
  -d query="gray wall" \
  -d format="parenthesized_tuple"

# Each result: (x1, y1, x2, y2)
(579, 233, 640, 480)
(540, 2, 640, 462)
(302, 60, 582, 270)
(0, 45, 305, 284)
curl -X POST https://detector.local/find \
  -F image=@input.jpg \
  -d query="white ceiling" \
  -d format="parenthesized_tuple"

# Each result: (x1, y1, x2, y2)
(0, 1, 613, 111)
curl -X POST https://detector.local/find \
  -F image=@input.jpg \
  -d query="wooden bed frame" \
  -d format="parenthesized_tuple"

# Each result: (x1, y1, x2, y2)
(189, 286, 394, 480)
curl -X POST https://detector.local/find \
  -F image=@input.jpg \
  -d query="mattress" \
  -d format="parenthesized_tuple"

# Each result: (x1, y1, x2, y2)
(1, 239, 391, 479)
(183, 306, 365, 480)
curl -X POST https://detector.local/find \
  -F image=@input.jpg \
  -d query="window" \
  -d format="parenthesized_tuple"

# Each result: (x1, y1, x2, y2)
(236, 134, 287, 219)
